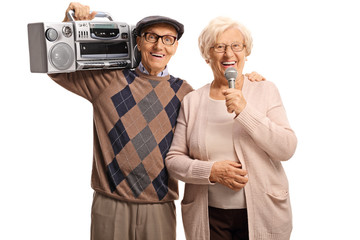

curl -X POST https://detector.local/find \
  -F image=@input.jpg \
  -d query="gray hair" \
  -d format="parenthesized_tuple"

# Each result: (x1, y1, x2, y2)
(198, 16, 253, 61)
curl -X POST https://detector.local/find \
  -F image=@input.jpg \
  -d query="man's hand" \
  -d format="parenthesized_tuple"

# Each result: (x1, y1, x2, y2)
(209, 160, 248, 191)
(63, 2, 97, 22)
(245, 71, 266, 82)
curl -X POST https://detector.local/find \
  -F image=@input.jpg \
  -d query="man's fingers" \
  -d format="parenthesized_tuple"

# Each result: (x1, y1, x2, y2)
(90, 11, 98, 19)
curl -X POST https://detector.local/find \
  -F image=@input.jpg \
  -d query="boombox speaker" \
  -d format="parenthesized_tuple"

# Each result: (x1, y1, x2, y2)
(28, 22, 76, 73)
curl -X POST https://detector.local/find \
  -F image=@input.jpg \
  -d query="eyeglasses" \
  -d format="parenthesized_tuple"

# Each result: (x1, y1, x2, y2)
(211, 42, 245, 53)
(142, 32, 177, 45)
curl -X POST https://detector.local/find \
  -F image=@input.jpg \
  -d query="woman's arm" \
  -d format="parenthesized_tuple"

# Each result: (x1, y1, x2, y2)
(165, 101, 214, 184)
(166, 99, 248, 190)
(236, 82, 297, 161)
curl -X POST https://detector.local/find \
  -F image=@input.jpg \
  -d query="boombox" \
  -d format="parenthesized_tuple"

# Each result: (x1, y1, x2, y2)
(28, 11, 140, 73)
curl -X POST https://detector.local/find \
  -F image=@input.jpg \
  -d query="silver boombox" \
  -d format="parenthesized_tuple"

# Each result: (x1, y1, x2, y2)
(28, 11, 140, 73)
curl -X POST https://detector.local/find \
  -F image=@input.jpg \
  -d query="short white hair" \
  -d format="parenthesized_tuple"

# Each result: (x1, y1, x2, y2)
(198, 16, 253, 61)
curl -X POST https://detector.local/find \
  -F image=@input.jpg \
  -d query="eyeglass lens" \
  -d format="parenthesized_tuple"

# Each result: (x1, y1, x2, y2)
(213, 42, 244, 52)
(144, 32, 176, 45)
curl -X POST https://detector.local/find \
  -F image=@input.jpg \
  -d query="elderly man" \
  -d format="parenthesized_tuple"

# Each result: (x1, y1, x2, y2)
(46, 2, 263, 240)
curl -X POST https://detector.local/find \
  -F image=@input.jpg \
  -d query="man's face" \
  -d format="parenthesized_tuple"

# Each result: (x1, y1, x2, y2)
(136, 23, 178, 76)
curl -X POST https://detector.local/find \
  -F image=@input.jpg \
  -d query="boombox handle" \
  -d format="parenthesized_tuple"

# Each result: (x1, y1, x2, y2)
(67, 10, 113, 22)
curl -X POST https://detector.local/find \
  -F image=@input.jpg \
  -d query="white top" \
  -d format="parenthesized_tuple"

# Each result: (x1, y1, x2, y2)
(206, 96, 246, 209)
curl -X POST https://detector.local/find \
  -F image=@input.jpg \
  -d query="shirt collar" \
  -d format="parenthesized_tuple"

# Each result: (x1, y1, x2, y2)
(137, 62, 169, 77)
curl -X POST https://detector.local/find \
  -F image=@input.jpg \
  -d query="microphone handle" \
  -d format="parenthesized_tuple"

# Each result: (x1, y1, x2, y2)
(228, 79, 235, 88)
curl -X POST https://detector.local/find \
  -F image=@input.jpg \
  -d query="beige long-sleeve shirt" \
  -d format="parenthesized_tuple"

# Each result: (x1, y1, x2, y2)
(206, 97, 246, 209)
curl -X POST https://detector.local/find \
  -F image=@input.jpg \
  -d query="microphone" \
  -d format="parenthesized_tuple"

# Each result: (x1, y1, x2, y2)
(225, 67, 238, 88)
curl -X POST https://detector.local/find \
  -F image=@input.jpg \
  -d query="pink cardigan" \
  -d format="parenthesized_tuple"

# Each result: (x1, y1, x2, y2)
(166, 78, 297, 240)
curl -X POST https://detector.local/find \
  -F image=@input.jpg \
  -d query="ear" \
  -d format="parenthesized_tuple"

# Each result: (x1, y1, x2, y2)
(205, 59, 210, 64)
(136, 36, 141, 51)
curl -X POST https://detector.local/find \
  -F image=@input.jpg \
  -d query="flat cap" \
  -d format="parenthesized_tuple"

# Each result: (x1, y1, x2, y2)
(135, 15, 184, 40)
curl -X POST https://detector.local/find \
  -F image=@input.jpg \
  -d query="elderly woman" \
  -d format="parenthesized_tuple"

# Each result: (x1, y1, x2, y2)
(165, 16, 297, 240)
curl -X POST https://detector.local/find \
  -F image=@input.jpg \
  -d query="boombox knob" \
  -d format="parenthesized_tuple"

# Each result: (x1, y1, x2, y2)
(45, 28, 58, 41)
(62, 26, 73, 38)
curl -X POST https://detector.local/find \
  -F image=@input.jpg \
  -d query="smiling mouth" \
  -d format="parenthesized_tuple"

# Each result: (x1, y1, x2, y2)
(151, 53, 165, 58)
(222, 61, 236, 67)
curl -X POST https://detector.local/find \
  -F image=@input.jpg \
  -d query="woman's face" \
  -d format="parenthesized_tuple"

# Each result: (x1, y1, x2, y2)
(208, 28, 246, 83)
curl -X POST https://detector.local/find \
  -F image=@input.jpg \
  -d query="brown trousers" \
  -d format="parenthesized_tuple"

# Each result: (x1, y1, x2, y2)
(91, 192, 176, 240)
(209, 207, 249, 240)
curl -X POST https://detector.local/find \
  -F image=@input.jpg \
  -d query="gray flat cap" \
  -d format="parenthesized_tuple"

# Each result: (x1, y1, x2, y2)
(135, 15, 184, 40)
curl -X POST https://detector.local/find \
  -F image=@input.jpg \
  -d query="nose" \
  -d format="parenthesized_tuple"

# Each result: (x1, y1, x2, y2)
(153, 38, 164, 49)
(224, 46, 235, 57)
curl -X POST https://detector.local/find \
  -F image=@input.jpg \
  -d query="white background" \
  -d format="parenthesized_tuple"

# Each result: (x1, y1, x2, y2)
(1, 0, 360, 239)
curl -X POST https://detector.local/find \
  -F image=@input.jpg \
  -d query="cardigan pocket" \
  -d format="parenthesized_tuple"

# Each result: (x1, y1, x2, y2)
(264, 188, 292, 233)
(181, 195, 208, 240)
(266, 188, 289, 200)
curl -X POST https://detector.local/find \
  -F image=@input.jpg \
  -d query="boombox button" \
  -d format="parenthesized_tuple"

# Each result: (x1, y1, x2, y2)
(121, 33, 129, 39)
(110, 61, 128, 67)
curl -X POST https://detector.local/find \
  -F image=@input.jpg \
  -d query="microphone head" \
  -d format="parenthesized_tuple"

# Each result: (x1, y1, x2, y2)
(225, 67, 238, 88)
(225, 67, 238, 80)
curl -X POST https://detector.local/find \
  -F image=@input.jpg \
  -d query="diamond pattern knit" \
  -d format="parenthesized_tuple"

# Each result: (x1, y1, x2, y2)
(49, 68, 193, 203)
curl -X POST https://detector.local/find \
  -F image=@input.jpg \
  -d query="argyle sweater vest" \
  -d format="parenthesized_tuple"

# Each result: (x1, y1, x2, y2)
(49, 68, 193, 203)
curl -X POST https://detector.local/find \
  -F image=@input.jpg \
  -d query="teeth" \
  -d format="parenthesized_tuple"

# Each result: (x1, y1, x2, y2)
(222, 61, 236, 65)
(151, 53, 164, 57)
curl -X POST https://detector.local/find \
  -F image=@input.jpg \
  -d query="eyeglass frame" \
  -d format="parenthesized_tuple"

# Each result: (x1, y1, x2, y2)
(210, 42, 246, 53)
(141, 32, 178, 46)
